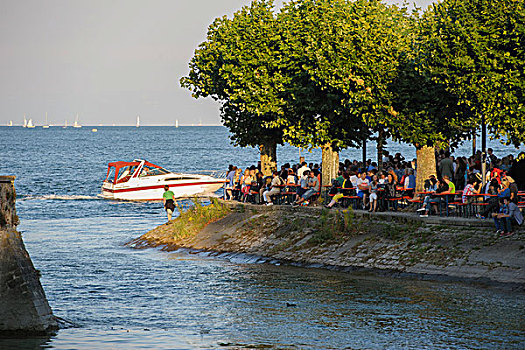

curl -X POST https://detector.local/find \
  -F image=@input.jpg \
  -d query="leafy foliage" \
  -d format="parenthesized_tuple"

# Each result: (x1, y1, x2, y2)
(181, 0, 525, 155)
(180, 0, 284, 148)
(418, 0, 525, 146)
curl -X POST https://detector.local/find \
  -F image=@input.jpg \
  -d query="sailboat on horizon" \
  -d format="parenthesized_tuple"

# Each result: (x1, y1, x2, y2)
(43, 112, 50, 128)
(136, 115, 140, 128)
(26, 118, 35, 128)
(175, 119, 179, 128)
(8, 120, 13, 127)
(23, 115, 28, 128)
(73, 114, 82, 128)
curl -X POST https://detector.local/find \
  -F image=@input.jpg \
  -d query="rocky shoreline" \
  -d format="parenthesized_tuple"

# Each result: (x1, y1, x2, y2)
(128, 201, 525, 290)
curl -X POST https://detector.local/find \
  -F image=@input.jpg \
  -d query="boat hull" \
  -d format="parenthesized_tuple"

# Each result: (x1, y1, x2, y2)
(100, 179, 224, 201)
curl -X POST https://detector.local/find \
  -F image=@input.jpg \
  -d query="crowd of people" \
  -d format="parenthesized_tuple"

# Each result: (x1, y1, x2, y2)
(223, 149, 525, 235)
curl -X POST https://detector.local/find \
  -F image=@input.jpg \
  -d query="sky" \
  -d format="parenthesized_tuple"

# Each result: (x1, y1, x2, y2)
(1, 0, 436, 126)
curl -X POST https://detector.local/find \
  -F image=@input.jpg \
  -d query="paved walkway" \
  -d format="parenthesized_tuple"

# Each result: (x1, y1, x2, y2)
(220, 199, 496, 229)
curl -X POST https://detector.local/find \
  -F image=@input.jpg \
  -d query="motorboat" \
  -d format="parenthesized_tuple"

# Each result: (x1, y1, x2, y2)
(100, 159, 226, 201)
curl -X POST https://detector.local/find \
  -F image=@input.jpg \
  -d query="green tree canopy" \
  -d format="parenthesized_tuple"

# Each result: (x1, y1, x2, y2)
(418, 0, 525, 147)
(180, 0, 285, 173)
(276, 0, 414, 150)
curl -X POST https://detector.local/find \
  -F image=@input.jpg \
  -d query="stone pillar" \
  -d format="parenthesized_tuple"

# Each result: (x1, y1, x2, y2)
(0, 176, 58, 335)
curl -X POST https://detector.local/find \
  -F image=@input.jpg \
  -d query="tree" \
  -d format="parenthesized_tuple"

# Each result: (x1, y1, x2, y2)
(390, 58, 475, 191)
(180, 0, 285, 175)
(418, 0, 525, 147)
(276, 0, 413, 188)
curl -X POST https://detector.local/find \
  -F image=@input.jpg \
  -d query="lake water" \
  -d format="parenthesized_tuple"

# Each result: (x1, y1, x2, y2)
(1, 126, 524, 349)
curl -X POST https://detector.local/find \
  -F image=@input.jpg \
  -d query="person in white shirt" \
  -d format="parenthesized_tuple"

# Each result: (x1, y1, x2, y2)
(297, 161, 310, 178)
(349, 171, 359, 188)
(263, 171, 283, 206)
(356, 172, 370, 209)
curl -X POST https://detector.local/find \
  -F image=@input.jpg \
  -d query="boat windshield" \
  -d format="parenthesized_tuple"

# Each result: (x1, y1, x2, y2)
(116, 166, 137, 182)
(139, 165, 170, 177)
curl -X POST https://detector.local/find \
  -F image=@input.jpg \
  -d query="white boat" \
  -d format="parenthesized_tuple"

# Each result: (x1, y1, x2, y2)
(100, 159, 226, 201)
(175, 119, 179, 128)
(7, 120, 13, 126)
(73, 114, 82, 128)
(23, 116, 28, 128)
(136, 115, 140, 128)
(26, 118, 36, 128)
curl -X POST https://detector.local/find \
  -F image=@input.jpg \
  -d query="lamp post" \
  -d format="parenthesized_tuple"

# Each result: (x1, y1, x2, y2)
(481, 115, 487, 189)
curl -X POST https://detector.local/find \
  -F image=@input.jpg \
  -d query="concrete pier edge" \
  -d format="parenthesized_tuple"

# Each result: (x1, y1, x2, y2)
(131, 199, 524, 291)
(0, 175, 58, 336)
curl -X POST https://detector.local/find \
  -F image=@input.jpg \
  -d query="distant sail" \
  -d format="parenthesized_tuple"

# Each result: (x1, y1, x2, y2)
(175, 119, 179, 128)
(136, 115, 140, 128)
(73, 114, 82, 128)
(43, 112, 50, 128)
(23, 115, 27, 128)
(27, 119, 35, 128)
(8, 120, 13, 126)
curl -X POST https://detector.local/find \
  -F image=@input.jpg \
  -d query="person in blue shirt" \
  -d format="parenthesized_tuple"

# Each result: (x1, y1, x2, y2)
(493, 197, 523, 236)
(492, 198, 510, 235)
(479, 179, 510, 219)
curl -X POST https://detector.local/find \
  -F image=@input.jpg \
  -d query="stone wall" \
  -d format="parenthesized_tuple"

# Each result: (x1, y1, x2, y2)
(131, 202, 525, 289)
(0, 176, 57, 335)
(0, 176, 18, 229)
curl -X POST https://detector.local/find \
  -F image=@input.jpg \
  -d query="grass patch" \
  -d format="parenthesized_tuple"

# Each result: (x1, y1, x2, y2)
(309, 208, 358, 245)
(169, 197, 231, 240)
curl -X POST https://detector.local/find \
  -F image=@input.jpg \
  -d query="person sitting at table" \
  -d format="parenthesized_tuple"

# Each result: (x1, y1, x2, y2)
(504, 176, 519, 204)
(401, 168, 416, 200)
(295, 170, 310, 202)
(250, 171, 264, 204)
(324, 172, 353, 209)
(334, 170, 344, 187)
(442, 175, 456, 203)
(357, 172, 370, 210)
(240, 169, 251, 197)
(478, 178, 509, 219)
(492, 197, 523, 236)
(461, 177, 480, 203)
(263, 171, 283, 206)
(293, 170, 320, 207)
(285, 169, 297, 190)
(419, 178, 450, 217)
(416, 175, 438, 213)
(368, 175, 380, 212)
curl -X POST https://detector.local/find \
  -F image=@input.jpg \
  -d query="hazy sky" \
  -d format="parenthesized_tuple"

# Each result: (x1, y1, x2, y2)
(1, 0, 436, 126)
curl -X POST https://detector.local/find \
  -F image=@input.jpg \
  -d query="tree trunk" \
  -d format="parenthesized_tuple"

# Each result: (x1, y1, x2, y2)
(415, 145, 436, 193)
(377, 127, 385, 172)
(260, 142, 277, 177)
(321, 143, 339, 195)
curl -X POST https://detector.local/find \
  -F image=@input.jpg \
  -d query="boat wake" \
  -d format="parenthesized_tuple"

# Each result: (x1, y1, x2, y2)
(18, 195, 101, 201)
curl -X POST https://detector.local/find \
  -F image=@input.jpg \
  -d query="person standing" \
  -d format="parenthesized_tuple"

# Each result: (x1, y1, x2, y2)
(297, 161, 310, 178)
(163, 185, 176, 221)
(439, 151, 454, 180)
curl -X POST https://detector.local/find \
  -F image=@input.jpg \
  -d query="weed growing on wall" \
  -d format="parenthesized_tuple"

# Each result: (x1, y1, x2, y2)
(170, 197, 231, 239)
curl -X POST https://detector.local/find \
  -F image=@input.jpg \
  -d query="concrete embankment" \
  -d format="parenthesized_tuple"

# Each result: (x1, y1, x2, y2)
(130, 200, 525, 290)
(0, 176, 58, 336)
